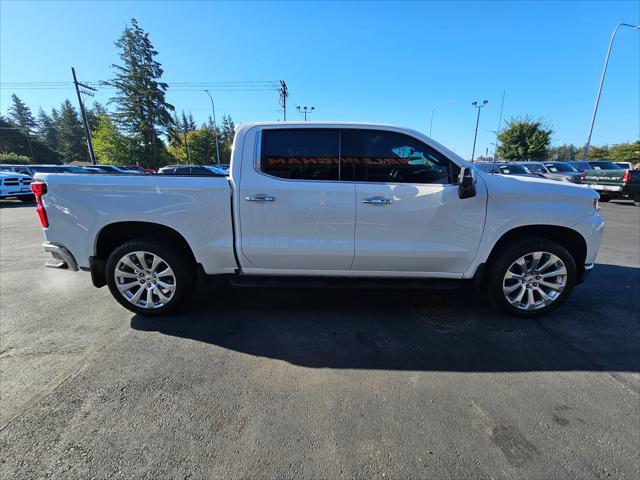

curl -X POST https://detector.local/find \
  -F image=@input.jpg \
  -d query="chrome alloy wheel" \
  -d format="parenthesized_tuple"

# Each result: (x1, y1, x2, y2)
(114, 251, 176, 309)
(502, 251, 567, 311)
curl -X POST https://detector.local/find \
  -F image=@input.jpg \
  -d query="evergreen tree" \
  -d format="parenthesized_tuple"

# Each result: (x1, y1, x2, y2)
(7, 94, 37, 160)
(86, 101, 109, 132)
(167, 111, 184, 147)
(109, 18, 174, 167)
(57, 100, 86, 162)
(36, 108, 59, 150)
(609, 141, 640, 163)
(218, 114, 235, 163)
(8, 94, 36, 132)
(180, 111, 197, 132)
(0, 117, 61, 164)
(548, 144, 580, 161)
(576, 145, 610, 160)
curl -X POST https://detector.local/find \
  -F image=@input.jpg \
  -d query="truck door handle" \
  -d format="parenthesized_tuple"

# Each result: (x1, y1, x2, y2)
(361, 196, 392, 205)
(245, 194, 275, 202)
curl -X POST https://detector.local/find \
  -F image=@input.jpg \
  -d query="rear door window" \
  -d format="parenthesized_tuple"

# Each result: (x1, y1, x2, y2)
(340, 129, 451, 184)
(261, 129, 339, 181)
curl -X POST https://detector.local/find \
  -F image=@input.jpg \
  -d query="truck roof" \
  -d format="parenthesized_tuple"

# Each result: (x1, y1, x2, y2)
(235, 121, 468, 166)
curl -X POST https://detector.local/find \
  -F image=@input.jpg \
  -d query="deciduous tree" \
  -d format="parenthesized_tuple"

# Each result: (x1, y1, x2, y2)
(92, 114, 139, 166)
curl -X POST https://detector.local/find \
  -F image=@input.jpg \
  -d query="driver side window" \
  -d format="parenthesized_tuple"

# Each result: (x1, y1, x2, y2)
(340, 129, 452, 184)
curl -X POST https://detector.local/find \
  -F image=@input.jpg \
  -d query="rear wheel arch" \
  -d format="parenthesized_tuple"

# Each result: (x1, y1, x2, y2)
(92, 221, 198, 287)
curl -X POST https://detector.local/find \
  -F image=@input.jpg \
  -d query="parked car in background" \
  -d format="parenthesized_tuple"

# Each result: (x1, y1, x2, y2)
(203, 165, 229, 175)
(125, 165, 156, 174)
(158, 164, 228, 176)
(541, 162, 582, 183)
(567, 160, 623, 172)
(0, 171, 33, 201)
(0, 164, 97, 176)
(580, 167, 640, 205)
(32, 122, 603, 318)
(474, 162, 541, 178)
(615, 162, 633, 170)
(84, 165, 141, 174)
(516, 162, 581, 183)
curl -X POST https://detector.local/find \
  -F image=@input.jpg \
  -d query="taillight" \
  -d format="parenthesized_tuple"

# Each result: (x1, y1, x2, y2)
(30, 181, 49, 228)
(622, 170, 630, 184)
(579, 172, 586, 184)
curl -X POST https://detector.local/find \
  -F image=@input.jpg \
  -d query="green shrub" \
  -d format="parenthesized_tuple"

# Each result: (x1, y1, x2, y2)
(0, 152, 31, 164)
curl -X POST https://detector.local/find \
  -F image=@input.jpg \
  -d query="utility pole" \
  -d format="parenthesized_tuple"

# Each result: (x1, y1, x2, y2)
(582, 23, 640, 160)
(296, 105, 315, 121)
(493, 90, 505, 163)
(71, 67, 97, 164)
(470, 100, 488, 162)
(183, 127, 191, 164)
(203, 90, 221, 164)
(279, 81, 288, 121)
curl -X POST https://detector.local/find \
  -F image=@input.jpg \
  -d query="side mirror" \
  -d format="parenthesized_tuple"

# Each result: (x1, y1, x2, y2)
(458, 167, 476, 199)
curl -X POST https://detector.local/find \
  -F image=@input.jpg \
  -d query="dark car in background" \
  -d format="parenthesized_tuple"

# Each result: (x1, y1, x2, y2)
(0, 164, 98, 176)
(570, 161, 640, 205)
(158, 164, 229, 176)
(567, 160, 623, 172)
(125, 165, 156, 174)
(84, 165, 141, 174)
(475, 162, 541, 178)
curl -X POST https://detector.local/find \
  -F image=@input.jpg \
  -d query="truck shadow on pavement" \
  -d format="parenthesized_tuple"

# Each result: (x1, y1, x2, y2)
(131, 263, 639, 374)
(0, 200, 36, 208)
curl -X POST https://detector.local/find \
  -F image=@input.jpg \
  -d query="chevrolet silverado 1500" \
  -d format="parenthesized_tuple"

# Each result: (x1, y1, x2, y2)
(32, 122, 604, 317)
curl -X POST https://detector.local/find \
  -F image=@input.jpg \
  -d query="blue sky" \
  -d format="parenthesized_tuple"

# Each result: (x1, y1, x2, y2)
(1, 0, 638, 159)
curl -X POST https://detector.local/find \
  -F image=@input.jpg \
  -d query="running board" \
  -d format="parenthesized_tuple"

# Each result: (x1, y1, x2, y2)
(229, 275, 464, 290)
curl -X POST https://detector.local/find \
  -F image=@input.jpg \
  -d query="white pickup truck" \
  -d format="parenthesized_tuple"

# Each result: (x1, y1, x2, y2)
(32, 122, 604, 317)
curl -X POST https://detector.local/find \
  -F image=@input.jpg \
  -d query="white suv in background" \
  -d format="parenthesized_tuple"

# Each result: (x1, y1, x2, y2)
(0, 171, 34, 201)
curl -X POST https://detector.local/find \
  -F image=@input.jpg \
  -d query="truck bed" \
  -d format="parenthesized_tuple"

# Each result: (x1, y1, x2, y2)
(35, 173, 238, 274)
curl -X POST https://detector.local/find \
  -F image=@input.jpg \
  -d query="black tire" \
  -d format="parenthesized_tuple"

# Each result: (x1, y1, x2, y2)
(105, 238, 195, 316)
(485, 238, 577, 318)
(17, 194, 35, 202)
(598, 195, 612, 202)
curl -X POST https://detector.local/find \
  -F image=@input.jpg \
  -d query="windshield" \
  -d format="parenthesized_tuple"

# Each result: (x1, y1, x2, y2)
(522, 163, 546, 173)
(203, 165, 228, 175)
(588, 161, 622, 170)
(568, 161, 589, 171)
(497, 164, 528, 174)
(63, 166, 90, 173)
(31, 166, 65, 173)
(544, 162, 578, 173)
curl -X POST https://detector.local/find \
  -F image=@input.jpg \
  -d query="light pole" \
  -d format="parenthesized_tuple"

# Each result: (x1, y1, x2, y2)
(471, 100, 488, 162)
(296, 105, 315, 121)
(582, 23, 640, 160)
(429, 99, 456, 138)
(204, 89, 221, 164)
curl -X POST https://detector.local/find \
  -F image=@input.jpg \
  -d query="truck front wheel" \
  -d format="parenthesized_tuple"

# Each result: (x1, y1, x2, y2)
(486, 238, 577, 317)
(105, 238, 194, 316)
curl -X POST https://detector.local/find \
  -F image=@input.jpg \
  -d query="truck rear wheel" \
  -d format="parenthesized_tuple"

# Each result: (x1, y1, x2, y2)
(105, 238, 194, 316)
(486, 238, 577, 317)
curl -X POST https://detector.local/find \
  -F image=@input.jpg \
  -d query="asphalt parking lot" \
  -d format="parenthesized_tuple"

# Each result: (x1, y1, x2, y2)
(1, 200, 638, 479)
